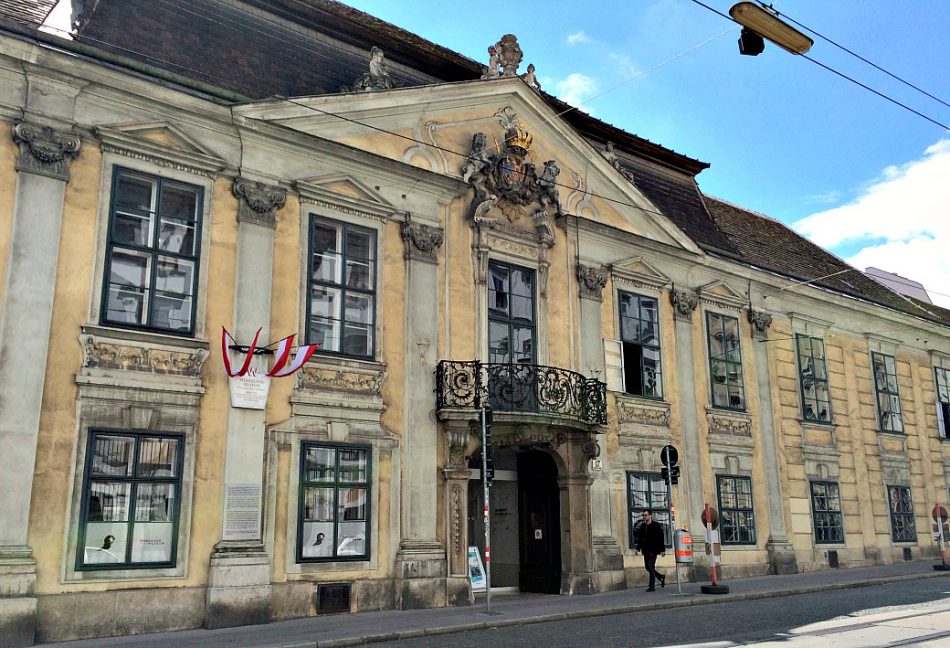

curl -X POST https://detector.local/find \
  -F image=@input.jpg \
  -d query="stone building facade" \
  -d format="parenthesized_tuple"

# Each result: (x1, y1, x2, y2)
(0, 1, 949, 645)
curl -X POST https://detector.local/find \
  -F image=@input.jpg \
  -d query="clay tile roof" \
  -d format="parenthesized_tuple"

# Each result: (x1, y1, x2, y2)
(704, 196, 950, 326)
(0, 0, 57, 27)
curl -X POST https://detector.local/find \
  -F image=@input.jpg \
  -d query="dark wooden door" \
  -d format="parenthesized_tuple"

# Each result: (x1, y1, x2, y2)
(517, 450, 561, 593)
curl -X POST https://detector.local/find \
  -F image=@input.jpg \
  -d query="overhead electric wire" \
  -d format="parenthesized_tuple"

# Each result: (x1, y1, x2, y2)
(6, 5, 949, 314)
(762, 2, 950, 112)
(685, 0, 950, 131)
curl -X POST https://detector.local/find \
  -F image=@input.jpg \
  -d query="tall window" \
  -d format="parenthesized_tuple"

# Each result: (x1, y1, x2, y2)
(103, 168, 202, 334)
(618, 292, 663, 398)
(810, 481, 844, 544)
(886, 485, 916, 543)
(299, 443, 371, 562)
(717, 475, 756, 545)
(797, 335, 832, 423)
(935, 367, 950, 440)
(308, 217, 376, 358)
(78, 431, 183, 569)
(626, 472, 671, 549)
(488, 261, 536, 364)
(707, 313, 745, 409)
(872, 352, 903, 433)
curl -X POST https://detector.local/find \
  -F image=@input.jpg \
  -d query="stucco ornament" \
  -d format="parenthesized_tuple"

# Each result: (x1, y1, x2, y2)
(520, 63, 542, 92)
(482, 34, 523, 77)
(576, 264, 608, 301)
(232, 178, 286, 227)
(600, 141, 635, 182)
(670, 289, 699, 321)
(400, 219, 444, 264)
(12, 121, 81, 181)
(748, 309, 773, 337)
(462, 125, 562, 222)
(346, 46, 395, 92)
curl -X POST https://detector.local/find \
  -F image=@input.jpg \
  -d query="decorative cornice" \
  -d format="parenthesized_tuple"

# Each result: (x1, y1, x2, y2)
(748, 309, 773, 338)
(79, 333, 208, 377)
(576, 264, 608, 301)
(697, 280, 747, 311)
(233, 177, 286, 227)
(296, 365, 386, 395)
(400, 220, 444, 264)
(12, 121, 81, 181)
(295, 180, 395, 223)
(670, 289, 699, 322)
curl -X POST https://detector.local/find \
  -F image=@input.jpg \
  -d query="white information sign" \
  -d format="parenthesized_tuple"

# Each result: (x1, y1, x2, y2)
(468, 546, 486, 592)
(222, 483, 261, 541)
(229, 369, 271, 409)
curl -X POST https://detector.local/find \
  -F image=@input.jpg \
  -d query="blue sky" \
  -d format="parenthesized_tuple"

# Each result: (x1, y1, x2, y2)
(340, 0, 950, 307)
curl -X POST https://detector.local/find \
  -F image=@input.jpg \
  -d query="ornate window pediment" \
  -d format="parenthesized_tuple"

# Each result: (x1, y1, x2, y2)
(609, 256, 671, 293)
(295, 176, 397, 223)
(94, 123, 226, 177)
(697, 280, 747, 310)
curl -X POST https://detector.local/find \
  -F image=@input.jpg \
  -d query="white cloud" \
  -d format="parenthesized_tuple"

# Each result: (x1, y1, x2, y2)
(566, 31, 590, 45)
(609, 53, 642, 79)
(554, 73, 598, 113)
(794, 138, 950, 308)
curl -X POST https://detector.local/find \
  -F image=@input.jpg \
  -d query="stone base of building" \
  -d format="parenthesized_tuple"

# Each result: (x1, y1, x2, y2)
(561, 571, 595, 594)
(393, 542, 447, 610)
(767, 540, 799, 575)
(591, 537, 626, 592)
(445, 575, 474, 607)
(206, 543, 273, 629)
(0, 555, 37, 648)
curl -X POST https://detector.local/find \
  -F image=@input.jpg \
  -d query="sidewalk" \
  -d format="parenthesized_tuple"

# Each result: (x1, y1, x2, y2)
(48, 560, 950, 648)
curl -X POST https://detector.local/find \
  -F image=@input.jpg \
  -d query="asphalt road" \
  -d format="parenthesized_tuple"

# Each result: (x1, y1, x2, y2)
(368, 578, 950, 648)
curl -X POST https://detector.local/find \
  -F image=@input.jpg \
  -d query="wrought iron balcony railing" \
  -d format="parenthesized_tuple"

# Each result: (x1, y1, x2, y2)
(436, 360, 607, 426)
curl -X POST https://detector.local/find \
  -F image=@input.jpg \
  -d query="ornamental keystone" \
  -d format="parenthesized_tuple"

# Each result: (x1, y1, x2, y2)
(12, 121, 81, 181)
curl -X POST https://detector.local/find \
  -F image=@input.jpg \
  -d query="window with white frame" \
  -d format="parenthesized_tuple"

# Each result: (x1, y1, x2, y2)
(935, 367, 950, 440)
(307, 217, 376, 358)
(717, 475, 756, 544)
(797, 335, 832, 423)
(886, 485, 916, 543)
(77, 431, 183, 569)
(102, 168, 202, 334)
(298, 443, 371, 562)
(810, 481, 844, 544)
(707, 312, 745, 410)
(871, 352, 903, 433)
(617, 292, 663, 398)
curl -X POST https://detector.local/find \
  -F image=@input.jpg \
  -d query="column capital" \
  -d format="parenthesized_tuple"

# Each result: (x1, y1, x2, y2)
(12, 121, 81, 181)
(576, 263, 608, 301)
(748, 309, 773, 339)
(670, 288, 698, 321)
(400, 220, 444, 264)
(232, 177, 286, 227)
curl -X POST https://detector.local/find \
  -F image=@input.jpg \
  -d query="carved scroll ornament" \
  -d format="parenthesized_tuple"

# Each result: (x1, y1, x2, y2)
(12, 121, 81, 181)
(232, 178, 286, 227)
(577, 264, 608, 301)
(400, 220, 444, 264)
(670, 289, 699, 321)
(748, 309, 773, 337)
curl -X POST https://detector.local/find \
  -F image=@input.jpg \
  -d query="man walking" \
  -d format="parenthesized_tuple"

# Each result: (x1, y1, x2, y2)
(636, 508, 666, 591)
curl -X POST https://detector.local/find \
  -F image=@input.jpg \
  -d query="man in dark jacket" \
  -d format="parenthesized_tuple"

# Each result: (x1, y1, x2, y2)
(635, 508, 666, 591)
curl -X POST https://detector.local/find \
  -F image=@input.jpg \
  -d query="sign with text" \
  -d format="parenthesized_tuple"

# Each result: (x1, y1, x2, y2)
(228, 369, 271, 409)
(222, 483, 262, 541)
(468, 546, 486, 592)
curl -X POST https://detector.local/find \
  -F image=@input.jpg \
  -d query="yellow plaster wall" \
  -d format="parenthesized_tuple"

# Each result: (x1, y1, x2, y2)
(379, 218, 406, 440)
(0, 123, 17, 311)
(30, 147, 101, 593)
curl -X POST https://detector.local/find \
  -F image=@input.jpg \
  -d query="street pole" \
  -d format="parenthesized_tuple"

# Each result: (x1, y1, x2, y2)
(665, 467, 682, 595)
(480, 406, 492, 613)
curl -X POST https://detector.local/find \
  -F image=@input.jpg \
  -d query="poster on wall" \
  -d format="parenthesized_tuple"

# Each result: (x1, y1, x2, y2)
(468, 546, 486, 592)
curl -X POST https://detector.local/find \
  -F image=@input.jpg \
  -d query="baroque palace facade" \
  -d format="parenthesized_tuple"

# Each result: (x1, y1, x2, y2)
(1, 1, 950, 645)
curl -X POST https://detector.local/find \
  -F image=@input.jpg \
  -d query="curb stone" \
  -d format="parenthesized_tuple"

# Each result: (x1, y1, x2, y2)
(307, 569, 950, 648)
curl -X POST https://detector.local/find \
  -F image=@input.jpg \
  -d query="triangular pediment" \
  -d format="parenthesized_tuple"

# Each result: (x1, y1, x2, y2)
(94, 121, 226, 175)
(295, 174, 397, 221)
(698, 280, 747, 309)
(233, 79, 703, 254)
(610, 256, 671, 291)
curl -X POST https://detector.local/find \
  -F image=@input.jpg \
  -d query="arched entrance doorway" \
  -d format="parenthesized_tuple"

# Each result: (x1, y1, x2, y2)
(468, 447, 562, 594)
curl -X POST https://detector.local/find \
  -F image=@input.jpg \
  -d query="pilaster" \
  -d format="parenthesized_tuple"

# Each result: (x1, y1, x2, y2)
(206, 178, 285, 629)
(670, 289, 706, 541)
(394, 218, 447, 609)
(442, 421, 475, 607)
(0, 121, 80, 648)
(748, 309, 797, 574)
